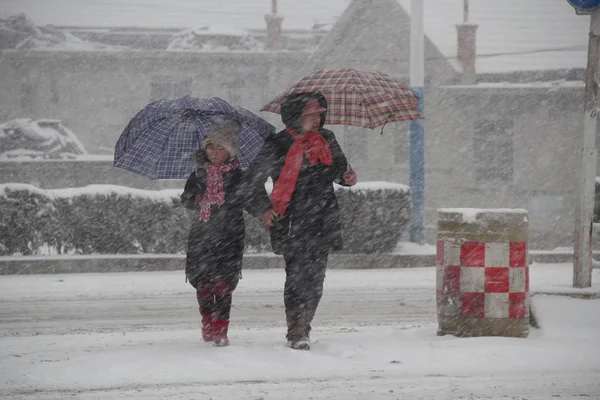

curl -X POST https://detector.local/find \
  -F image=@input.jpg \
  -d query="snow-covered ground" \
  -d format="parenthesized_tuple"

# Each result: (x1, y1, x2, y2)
(1, 263, 599, 399)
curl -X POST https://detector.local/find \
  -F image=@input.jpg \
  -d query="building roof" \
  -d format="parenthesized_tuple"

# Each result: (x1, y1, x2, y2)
(307, 0, 589, 75)
(0, 0, 350, 31)
(301, 0, 456, 82)
(1, 0, 590, 73)
(396, 0, 589, 73)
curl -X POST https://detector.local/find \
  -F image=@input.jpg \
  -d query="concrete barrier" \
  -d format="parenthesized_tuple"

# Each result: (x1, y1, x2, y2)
(436, 208, 530, 338)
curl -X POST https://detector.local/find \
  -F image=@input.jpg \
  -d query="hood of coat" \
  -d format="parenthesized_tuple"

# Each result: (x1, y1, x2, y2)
(280, 92, 328, 132)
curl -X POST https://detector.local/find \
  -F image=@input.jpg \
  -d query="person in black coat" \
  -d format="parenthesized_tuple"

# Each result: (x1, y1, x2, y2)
(181, 120, 253, 347)
(246, 92, 357, 350)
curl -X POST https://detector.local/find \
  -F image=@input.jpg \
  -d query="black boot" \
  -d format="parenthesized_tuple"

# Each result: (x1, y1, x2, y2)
(286, 309, 310, 350)
(303, 306, 318, 342)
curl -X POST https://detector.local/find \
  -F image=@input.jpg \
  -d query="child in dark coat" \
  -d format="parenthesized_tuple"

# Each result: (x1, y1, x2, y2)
(180, 120, 251, 347)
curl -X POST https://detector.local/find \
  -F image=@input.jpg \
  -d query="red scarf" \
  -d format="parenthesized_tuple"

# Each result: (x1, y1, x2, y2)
(270, 127, 333, 215)
(199, 161, 240, 222)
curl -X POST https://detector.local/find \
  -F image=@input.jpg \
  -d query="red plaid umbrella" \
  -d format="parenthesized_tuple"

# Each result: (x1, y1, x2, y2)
(261, 68, 423, 129)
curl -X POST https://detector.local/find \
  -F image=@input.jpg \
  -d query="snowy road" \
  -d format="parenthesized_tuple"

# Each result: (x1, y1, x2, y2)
(1, 266, 600, 399)
(9, 373, 599, 400)
(0, 269, 435, 336)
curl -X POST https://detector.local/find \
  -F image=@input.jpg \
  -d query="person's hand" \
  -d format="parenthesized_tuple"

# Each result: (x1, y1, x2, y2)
(262, 209, 279, 227)
(343, 169, 357, 186)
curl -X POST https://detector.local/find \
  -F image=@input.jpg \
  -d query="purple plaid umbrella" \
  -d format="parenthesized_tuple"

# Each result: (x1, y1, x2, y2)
(114, 96, 275, 179)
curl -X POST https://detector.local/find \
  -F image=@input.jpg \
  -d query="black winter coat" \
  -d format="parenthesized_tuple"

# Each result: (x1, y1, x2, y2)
(181, 164, 254, 287)
(246, 93, 351, 255)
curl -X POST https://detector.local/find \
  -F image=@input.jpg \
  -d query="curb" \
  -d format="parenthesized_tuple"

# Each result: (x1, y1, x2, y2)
(0, 251, 597, 275)
(0, 253, 436, 275)
(531, 291, 600, 300)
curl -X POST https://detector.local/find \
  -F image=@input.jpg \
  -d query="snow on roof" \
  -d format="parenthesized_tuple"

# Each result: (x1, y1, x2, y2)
(441, 80, 585, 90)
(166, 26, 264, 52)
(0, 13, 128, 50)
(1, 0, 589, 72)
(0, 0, 350, 31)
(396, 0, 589, 73)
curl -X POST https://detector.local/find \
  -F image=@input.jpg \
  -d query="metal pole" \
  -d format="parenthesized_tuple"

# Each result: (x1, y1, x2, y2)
(573, 10, 600, 288)
(409, 0, 425, 244)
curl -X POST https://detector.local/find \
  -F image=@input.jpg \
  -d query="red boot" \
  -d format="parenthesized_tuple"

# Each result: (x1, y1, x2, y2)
(201, 313, 213, 342)
(212, 320, 230, 347)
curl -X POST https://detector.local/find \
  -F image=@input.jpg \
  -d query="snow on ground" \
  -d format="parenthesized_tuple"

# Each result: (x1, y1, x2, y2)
(2, 263, 598, 301)
(0, 264, 599, 398)
(0, 259, 590, 296)
(393, 241, 436, 255)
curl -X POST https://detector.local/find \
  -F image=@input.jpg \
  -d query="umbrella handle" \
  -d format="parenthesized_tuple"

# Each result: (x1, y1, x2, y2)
(380, 114, 395, 134)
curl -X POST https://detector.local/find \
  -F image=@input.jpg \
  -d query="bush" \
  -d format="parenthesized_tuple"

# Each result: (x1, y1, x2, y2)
(0, 183, 411, 256)
(336, 183, 411, 253)
(0, 185, 59, 255)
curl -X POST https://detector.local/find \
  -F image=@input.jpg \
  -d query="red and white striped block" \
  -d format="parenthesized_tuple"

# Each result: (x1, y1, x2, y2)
(436, 240, 529, 319)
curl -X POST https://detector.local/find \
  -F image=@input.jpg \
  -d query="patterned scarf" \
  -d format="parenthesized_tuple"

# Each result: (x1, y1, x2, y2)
(270, 127, 333, 215)
(199, 161, 240, 222)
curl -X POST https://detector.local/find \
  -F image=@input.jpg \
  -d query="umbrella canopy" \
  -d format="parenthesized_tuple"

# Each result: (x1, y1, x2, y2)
(261, 68, 422, 129)
(114, 96, 275, 179)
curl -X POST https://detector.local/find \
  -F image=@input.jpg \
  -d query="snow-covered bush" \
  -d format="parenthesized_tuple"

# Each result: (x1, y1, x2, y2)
(337, 183, 411, 253)
(0, 183, 410, 256)
(167, 26, 264, 52)
(0, 119, 87, 160)
(0, 185, 59, 256)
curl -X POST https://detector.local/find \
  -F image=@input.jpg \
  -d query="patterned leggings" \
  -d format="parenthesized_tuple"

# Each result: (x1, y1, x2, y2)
(196, 277, 239, 320)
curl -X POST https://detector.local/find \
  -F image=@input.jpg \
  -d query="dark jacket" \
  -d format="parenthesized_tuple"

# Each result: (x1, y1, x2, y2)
(246, 92, 351, 254)
(181, 158, 253, 287)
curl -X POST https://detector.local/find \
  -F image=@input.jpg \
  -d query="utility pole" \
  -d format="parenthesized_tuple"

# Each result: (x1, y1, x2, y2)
(574, 9, 599, 288)
(409, 0, 425, 244)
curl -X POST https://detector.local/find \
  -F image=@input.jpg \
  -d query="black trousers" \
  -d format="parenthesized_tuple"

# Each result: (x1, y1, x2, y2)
(282, 244, 329, 340)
